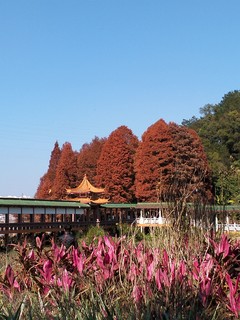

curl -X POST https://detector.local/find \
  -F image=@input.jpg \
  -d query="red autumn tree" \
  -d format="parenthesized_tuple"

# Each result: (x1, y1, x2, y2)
(96, 126, 139, 203)
(167, 122, 213, 204)
(135, 119, 174, 202)
(35, 173, 52, 199)
(77, 136, 106, 184)
(135, 119, 213, 205)
(51, 142, 79, 200)
(35, 141, 61, 199)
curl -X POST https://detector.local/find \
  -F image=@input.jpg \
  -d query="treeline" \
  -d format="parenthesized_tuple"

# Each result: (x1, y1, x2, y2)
(36, 91, 240, 205)
(35, 120, 212, 205)
(183, 90, 240, 205)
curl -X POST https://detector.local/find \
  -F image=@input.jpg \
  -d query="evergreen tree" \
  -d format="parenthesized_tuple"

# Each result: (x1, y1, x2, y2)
(96, 126, 139, 203)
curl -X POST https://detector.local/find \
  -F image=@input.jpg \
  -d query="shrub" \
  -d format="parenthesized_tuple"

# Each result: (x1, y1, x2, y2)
(84, 225, 106, 244)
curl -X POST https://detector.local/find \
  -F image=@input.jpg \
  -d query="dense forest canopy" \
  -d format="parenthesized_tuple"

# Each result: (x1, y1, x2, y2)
(182, 90, 240, 204)
(35, 90, 240, 206)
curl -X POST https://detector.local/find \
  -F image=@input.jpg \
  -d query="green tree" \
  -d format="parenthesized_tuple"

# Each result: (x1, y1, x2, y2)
(183, 90, 240, 204)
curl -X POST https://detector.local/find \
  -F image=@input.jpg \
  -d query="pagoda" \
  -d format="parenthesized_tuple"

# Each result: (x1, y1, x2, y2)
(66, 174, 109, 205)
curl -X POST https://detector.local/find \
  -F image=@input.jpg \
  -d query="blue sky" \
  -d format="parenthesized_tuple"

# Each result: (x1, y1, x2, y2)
(0, 1, 240, 197)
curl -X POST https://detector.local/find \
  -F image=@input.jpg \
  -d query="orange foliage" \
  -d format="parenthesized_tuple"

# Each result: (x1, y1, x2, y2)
(77, 137, 106, 184)
(135, 119, 174, 202)
(96, 126, 139, 203)
(134, 119, 213, 203)
(35, 141, 61, 199)
(35, 120, 213, 204)
(51, 142, 78, 199)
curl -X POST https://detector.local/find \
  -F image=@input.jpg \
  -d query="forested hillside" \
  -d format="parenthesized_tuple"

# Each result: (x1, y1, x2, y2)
(182, 90, 240, 204)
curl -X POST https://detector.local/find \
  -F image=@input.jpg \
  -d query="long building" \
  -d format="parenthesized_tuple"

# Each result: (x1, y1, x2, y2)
(1, 197, 240, 246)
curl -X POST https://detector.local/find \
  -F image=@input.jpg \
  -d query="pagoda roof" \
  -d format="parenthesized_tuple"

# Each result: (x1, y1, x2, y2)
(66, 174, 105, 194)
(69, 197, 109, 205)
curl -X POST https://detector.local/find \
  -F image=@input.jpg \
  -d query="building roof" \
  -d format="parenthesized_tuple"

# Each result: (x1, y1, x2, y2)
(69, 197, 109, 205)
(101, 202, 166, 209)
(101, 203, 136, 209)
(135, 202, 165, 209)
(66, 174, 105, 194)
(0, 197, 90, 208)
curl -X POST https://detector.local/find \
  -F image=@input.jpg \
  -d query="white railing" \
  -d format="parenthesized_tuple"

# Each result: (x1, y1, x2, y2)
(218, 223, 240, 232)
(136, 217, 166, 225)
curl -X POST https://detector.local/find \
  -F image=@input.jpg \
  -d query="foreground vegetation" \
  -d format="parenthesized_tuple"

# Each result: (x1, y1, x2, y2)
(0, 226, 240, 319)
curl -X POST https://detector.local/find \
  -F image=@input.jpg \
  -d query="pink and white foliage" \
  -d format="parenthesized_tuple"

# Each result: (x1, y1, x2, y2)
(72, 248, 84, 275)
(210, 234, 230, 259)
(57, 269, 73, 293)
(1, 232, 240, 318)
(225, 273, 240, 317)
(192, 254, 214, 307)
(1, 265, 21, 299)
(132, 285, 143, 304)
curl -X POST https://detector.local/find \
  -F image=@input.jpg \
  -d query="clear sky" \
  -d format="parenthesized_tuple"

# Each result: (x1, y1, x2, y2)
(0, 1, 239, 197)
